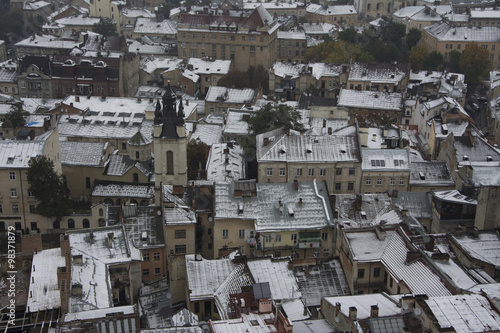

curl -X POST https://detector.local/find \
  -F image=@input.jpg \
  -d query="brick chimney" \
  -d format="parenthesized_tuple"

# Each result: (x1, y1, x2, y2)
(424, 236, 434, 252)
(349, 306, 357, 321)
(406, 251, 421, 264)
(370, 305, 379, 318)
(294, 179, 299, 191)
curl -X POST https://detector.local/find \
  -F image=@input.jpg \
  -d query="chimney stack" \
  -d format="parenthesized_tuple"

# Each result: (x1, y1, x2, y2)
(424, 236, 434, 252)
(107, 232, 114, 248)
(406, 251, 421, 264)
(349, 306, 357, 321)
(370, 305, 379, 318)
(294, 180, 299, 191)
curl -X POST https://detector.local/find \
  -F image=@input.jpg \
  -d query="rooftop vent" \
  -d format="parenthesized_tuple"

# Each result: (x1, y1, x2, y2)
(419, 172, 425, 180)
(487, 155, 493, 162)
(463, 155, 469, 161)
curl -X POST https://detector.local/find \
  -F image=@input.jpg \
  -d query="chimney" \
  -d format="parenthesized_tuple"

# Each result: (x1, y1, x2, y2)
(89, 231, 94, 244)
(375, 226, 386, 241)
(431, 252, 450, 261)
(401, 209, 407, 217)
(323, 119, 326, 128)
(294, 180, 299, 191)
(70, 102, 73, 107)
(355, 194, 362, 210)
(107, 232, 114, 248)
(328, 127, 332, 135)
(335, 302, 341, 316)
(406, 251, 421, 264)
(71, 283, 83, 296)
(454, 227, 463, 237)
(186, 99, 189, 106)
(349, 306, 357, 321)
(75, 96, 80, 102)
(370, 305, 379, 318)
(424, 236, 434, 252)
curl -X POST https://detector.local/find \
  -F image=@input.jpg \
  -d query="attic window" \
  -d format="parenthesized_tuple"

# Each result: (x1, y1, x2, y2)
(238, 202, 243, 215)
(394, 159, 399, 166)
(7, 155, 15, 163)
(251, 320, 259, 326)
(419, 172, 425, 180)
(305, 144, 312, 153)
(487, 155, 493, 161)
(288, 206, 294, 217)
(360, 211, 367, 219)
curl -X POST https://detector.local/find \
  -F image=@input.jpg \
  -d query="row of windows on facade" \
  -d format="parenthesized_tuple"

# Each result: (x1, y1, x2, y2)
(281, 41, 306, 48)
(3, 87, 16, 93)
(55, 84, 116, 94)
(280, 50, 305, 57)
(181, 43, 263, 53)
(266, 167, 355, 177)
(7, 188, 34, 198)
(181, 33, 264, 43)
(143, 267, 162, 276)
(0, 203, 35, 214)
(142, 252, 162, 261)
(220, 228, 328, 241)
(365, 177, 405, 185)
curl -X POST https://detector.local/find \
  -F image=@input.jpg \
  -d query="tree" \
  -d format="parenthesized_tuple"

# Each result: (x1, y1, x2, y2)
(2, 107, 25, 128)
(187, 139, 208, 180)
(459, 42, 492, 86)
(0, 12, 23, 40)
(379, 19, 406, 48)
(338, 27, 358, 43)
(27, 156, 71, 221)
(157, 4, 171, 20)
(406, 28, 422, 49)
(305, 40, 374, 63)
(218, 66, 269, 93)
(424, 51, 444, 70)
(409, 44, 429, 71)
(92, 17, 117, 37)
(447, 50, 461, 73)
(246, 103, 304, 135)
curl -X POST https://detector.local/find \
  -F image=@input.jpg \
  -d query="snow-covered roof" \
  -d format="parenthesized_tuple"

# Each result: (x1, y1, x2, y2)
(338, 89, 403, 111)
(140, 57, 182, 75)
(187, 58, 232, 75)
(67, 226, 141, 313)
(210, 312, 276, 332)
(470, 8, 500, 19)
(122, 8, 155, 18)
(60, 141, 107, 166)
(206, 143, 245, 182)
(306, 118, 349, 136)
(205, 87, 255, 104)
(21, 98, 61, 114)
(215, 181, 334, 232)
(133, 18, 177, 35)
(55, 15, 100, 27)
(63, 304, 136, 322)
(392, 192, 432, 219)
(247, 258, 300, 300)
(451, 231, 500, 267)
(190, 123, 223, 146)
(257, 128, 359, 163)
(277, 31, 306, 40)
(222, 110, 253, 136)
(27, 248, 66, 312)
(323, 293, 402, 319)
(15, 34, 80, 50)
(424, 294, 500, 332)
(0, 140, 46, 168)
(346, 228, 452, 296)
(409, 161, 455, 187)
(308, 62, 344, 80)
(300, 22, 336, 34)
(0, 61, 18, 83)
(306, 4, 356, 15)
(335, 193, 394, 227)
(361, 148, 410, 171)
(425, 22, 500, 42)
(348, 62, 408, 85)
(432, 190, 477, 205)
(23, 0, 50, 10)
(271, 62, 305, 79)
(164, 206, 196, 225)
(471, 165, 500, 186)
(128, 40, 170, 55)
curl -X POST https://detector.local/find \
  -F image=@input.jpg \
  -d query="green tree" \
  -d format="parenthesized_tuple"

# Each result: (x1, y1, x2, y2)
(380, 19, 406, 48)
(338, 27, 358, 43)
(305, 40, 373, 63)
(1, 107, 25, 128)
(424, 51, 444, 70)
(459, 42, 491, 86)
(447, 50, 461, 73)
(187, 139, 208, 180)
(367, 39, 399, 62)
(157, 4, 171, 20)
(406, 28, 422, 49)
(0, 12, 23, 40)
(409, 44, 429, 71)
(27, 156, 71, 221)
(246, 103, 304, 135)
(92, 17, 117, 36)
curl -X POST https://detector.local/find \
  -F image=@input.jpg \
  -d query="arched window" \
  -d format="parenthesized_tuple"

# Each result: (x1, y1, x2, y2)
(82, 219, 90, 228)
(99, 208, 104, 216)
(68, 219, 75, 229)
(367, 3, 371, 10)
(86, 177, 91, 189)
(133, 173, 139, 182)
(167, 151, 174, 175)
(136, 151, 140, 159)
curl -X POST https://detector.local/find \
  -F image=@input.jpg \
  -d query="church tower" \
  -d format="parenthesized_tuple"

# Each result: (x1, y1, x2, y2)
(153, 83, 187, 200)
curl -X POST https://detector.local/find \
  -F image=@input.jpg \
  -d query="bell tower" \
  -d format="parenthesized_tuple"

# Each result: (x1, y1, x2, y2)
(153, 83, 187, 200)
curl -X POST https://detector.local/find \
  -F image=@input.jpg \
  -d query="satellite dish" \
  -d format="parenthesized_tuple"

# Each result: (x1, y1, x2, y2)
(208, 217, 213, 222)
(414, 308, 421, 316)
(402, 302, 409, 310)
(156, 210, 161, 216)
(195, 254, 203, 261)
(335, 317, 340, 323)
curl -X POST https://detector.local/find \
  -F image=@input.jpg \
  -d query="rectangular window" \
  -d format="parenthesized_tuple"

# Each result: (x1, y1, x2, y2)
(0, 205, 2, 213)
(143, 253, 150, 261)
(275, 234, 281, 242)
(12, 205, 19, 214)
(320, 168, 326, 176)
(239, 229, 245, 238)
(9, 172, 15, 180)
(29, 205, 36, 214)
(335, 183, 341, 191)
(336, 168, 342, 175)
(175, 229, 186, 239)
(296, 168, 302, 176)
(321, 232, 328, 241)
(175, 245, 186, 254)
(308, 168, 314, 176)
(30, 222, 37, 231)
(279, 168, 286, 176)
(291, 233, 297, 244)
(10, 188, 17, 198)
(154, 252, 160, 261)
(377, 178, 382, 185)
(154, 267, 161, 275)
(143, 269, 150, 276)
(399, 178, 405, 185)
(222, 229, 229, 238)
(266, 168, 273, 176)
(194, 302, 200, 313)
(323, 249, 330, 257)
(358, 268, 365, 279)
(389, 276, 393, 288)
(366, 178, 371, 185)
(390, 178, 395, 185)
(349, 168, 355, 175)
(374, 267, 380, 277)
(348, 183, 354, 191)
